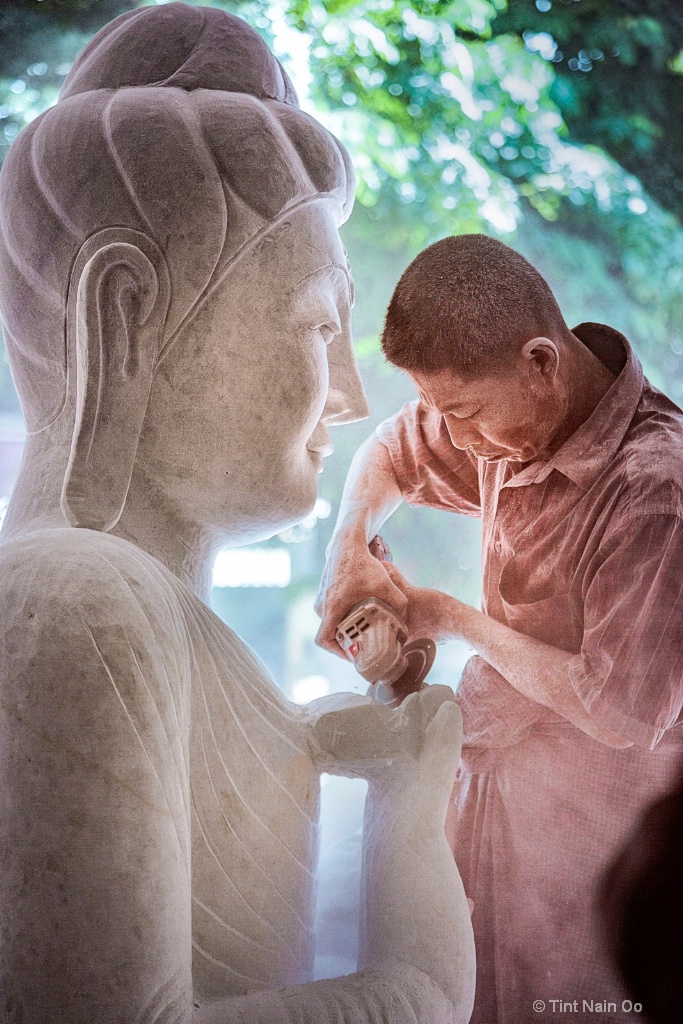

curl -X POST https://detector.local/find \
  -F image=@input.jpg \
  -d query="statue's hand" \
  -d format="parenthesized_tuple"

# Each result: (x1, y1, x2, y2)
(314, 532, 408, 656)
(306, 685, 462, 802)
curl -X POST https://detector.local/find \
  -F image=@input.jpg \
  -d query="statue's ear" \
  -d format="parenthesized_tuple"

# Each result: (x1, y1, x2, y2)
(61, 229, 170, 532)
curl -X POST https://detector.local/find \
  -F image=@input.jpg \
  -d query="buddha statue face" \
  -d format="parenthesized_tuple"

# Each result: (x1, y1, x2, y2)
(128, 202, 368, 544)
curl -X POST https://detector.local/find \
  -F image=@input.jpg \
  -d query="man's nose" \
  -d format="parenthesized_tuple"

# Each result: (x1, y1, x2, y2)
(324, 330, 370, 425)
(444, 414, 480, 449)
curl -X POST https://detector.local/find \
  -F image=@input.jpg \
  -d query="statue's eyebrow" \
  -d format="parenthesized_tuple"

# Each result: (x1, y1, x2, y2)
(294, 262, 352, 303)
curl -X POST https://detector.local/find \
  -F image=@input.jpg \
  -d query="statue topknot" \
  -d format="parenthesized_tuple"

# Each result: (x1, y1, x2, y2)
(60, 3, 299, 104)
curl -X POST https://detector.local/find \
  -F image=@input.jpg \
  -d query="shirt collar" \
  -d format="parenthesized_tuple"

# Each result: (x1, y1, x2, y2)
(503, 323, 644, 491)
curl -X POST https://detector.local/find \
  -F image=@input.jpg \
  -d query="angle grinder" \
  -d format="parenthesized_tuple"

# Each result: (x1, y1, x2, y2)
(335, 536, 436, 708)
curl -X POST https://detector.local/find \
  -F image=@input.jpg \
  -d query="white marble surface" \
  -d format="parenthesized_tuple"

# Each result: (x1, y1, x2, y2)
(0, 5, 475, 1022)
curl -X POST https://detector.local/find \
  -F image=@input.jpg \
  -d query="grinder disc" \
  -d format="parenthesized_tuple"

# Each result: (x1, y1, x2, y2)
(370, 638, 436, 708)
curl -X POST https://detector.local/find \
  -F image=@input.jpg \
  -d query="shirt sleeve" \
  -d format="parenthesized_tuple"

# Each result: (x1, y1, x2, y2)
(457, 655, 558, 749)
(568, 512, 683, 749)
(375, 399, 481, 515)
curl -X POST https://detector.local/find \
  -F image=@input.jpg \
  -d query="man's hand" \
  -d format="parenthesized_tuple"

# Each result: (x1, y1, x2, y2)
(381, 562, 467, 643)
(314, 533, 410, 656)
(313, 433, 408, 656)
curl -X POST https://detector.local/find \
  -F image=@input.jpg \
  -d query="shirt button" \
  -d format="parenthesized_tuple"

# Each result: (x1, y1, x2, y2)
(494, 540, 502, 554)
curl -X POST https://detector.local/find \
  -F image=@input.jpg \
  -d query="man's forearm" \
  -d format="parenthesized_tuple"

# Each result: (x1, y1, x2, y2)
(451, 601, 632, 748)
(330, 433, 403, 545)
(315, 433, 410, 650)
(397, 582, 632, 749)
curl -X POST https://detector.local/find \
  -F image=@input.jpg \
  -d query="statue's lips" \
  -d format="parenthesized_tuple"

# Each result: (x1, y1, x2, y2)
(306, 444, 330, 474)
(307, 442, 334, 457)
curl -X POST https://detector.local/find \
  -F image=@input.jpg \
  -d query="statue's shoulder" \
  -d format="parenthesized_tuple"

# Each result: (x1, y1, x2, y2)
(0, 531, 197, 793)
(0, 528, 184, 637)
(0, 529, 196, 714)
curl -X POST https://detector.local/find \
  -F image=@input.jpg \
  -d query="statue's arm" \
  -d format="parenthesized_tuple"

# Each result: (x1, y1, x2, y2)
(196, 963, 458, 1024)
(0, 537, 473, 1024)
(195, 687, 475, 1024)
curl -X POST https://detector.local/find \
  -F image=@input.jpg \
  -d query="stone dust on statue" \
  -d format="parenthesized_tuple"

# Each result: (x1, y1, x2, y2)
(0, 5, 475, 1022)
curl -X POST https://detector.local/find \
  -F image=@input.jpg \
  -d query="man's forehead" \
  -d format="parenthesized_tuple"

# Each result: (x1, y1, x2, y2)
(411, 366, 486, 410)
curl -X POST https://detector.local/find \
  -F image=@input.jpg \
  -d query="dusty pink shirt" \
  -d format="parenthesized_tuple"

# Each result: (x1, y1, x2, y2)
(377, 323, 683, 1023)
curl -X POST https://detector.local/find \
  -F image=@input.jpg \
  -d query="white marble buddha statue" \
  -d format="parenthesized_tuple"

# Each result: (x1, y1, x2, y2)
(0, 5, 475, 1022)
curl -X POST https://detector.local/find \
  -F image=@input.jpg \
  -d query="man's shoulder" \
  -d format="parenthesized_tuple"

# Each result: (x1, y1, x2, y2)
(616, 385, 683, 520)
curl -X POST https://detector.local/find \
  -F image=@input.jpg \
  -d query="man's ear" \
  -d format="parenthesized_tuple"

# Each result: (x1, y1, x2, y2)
(61, 229, 170, 532)
(520, 336, 559, 381)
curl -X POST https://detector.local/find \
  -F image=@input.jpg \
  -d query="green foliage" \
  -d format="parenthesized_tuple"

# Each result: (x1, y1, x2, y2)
(286, 0, 662, 233)
(495, 0, 683, 224)
(278, 0, 683, 402)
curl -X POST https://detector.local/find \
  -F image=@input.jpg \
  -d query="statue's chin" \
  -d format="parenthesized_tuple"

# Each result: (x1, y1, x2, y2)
(218, 486, 320, 547)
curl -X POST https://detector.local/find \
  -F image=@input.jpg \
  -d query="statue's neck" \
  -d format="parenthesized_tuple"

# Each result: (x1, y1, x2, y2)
(3, 436, 217, 606)
(1, 431, 70, 538)
(112, 477, 218, 604)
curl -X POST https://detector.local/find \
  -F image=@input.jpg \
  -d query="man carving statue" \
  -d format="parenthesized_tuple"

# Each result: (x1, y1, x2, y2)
(316, 234, 683, 1024)
(0, 6, 475, 1022)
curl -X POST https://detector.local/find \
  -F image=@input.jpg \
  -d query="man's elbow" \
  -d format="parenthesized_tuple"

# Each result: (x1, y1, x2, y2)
(583, 719, 634, 749)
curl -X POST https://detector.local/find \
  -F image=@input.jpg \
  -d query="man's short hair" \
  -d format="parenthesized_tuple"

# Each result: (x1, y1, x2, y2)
(381, 234, 568, 378)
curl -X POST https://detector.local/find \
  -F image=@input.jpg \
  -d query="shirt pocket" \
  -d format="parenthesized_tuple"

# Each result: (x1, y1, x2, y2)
(498, 557, 580, 650)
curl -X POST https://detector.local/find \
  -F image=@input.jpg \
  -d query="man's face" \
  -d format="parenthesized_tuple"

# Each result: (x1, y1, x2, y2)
(411, 354, 562, 465)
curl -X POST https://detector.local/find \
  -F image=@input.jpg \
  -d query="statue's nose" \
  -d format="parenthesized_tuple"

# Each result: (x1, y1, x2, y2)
(323, 382, 370, 426)
(325, 332, 370, 425)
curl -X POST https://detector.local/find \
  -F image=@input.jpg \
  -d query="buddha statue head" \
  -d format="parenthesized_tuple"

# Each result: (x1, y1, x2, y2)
(0, 2, 368, 553)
